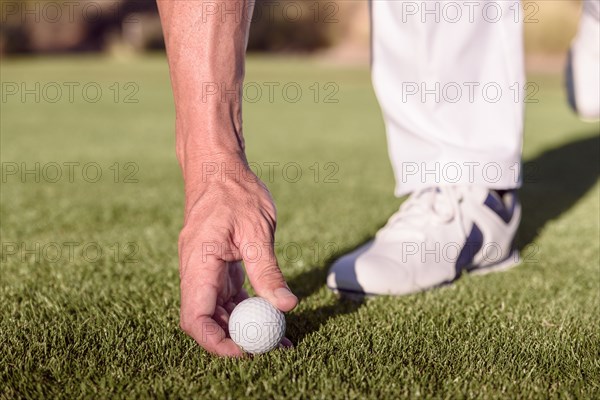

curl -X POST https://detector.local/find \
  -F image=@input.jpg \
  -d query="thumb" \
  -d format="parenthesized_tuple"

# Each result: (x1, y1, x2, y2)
(241, 239, 298, 312)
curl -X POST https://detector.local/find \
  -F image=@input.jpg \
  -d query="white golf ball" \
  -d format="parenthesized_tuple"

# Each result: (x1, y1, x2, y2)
(228, 297, 286, 354)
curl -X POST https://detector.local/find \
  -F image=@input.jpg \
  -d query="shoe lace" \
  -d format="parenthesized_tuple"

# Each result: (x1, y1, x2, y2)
(382, 187, 462, 237)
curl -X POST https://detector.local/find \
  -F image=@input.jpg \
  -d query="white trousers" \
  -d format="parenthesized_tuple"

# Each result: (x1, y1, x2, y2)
(569, 0, 600, 120)
(371, 0, 525, 196)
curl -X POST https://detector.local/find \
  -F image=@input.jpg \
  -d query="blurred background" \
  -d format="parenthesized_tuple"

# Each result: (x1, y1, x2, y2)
(2, 2, 599, 397)
(0, 0, 584, 69)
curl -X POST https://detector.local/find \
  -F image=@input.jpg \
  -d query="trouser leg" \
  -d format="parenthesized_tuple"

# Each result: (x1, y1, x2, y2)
(371, 0, 525, 196)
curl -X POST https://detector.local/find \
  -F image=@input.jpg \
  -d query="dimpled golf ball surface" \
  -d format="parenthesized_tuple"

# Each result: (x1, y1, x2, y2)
(228, 297, 286, 354)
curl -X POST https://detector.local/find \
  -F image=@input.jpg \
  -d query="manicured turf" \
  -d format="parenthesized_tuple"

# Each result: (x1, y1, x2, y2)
(1, 55, 598, 399)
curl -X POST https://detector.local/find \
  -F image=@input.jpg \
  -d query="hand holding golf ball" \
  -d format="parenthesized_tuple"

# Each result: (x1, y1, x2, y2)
(229, 297, 286, 354)
(177, 159, 297, 356)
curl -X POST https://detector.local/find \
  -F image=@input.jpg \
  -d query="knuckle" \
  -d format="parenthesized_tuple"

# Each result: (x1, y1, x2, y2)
(251, 221, 272, 242)
(255, 264, 284, 285)
(179, 314, 193, 334)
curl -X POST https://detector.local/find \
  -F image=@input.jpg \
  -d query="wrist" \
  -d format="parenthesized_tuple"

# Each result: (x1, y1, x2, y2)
(182, 153, 258, 201)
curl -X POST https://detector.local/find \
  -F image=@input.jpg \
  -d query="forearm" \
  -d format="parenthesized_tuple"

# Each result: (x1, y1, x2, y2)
(157, 0, 254, 185)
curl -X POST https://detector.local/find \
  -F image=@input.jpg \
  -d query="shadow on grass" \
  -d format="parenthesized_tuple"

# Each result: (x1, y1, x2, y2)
(518, 132, 600, 249)
(287, 131, 600, 344)
(285, 238, 370, 344)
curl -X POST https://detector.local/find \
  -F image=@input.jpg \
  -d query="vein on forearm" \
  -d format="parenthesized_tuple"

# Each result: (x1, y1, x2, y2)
(158, 0, 254, 175)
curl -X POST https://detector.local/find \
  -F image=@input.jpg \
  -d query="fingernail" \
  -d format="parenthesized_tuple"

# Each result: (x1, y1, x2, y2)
(274, 287, 296, 300)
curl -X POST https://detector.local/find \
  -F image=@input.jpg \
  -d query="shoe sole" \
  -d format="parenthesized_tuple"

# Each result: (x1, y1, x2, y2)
(329, 249, 522, 299)
(327, 286, 375, 301)
(467, 249, 521, 275)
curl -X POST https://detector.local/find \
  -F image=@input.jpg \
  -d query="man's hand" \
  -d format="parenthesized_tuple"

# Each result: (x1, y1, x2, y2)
(155, 0, 286, 355)
(178, 157, 297, 356)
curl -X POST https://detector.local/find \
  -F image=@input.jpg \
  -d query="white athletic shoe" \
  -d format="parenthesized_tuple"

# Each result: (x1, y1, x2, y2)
(566, 0, 600, 121)
(327, 186, 521, 296)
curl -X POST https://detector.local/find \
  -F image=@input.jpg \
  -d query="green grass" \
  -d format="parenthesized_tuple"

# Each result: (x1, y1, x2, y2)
(1, 54, 599, 399)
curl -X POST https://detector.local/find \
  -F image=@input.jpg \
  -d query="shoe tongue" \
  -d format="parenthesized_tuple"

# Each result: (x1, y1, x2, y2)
(461, 185, 493, 204)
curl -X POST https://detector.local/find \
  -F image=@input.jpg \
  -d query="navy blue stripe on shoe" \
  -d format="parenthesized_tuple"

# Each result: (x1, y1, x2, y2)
(455, 223, 484, 276)
(484, 191, 516, 223)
